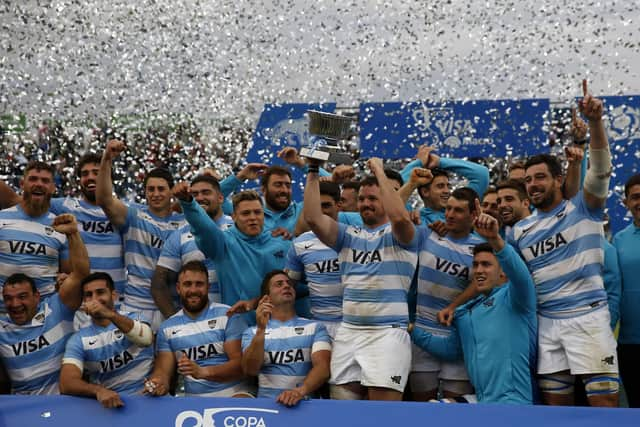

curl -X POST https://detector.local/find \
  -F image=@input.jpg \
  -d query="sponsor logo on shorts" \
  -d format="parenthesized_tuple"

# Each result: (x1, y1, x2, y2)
(390, 375, 402, 385)
(601, 355, 615, 366)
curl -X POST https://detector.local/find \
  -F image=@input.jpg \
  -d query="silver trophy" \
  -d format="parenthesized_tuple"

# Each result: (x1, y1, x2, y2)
(300, 110, 355, 164)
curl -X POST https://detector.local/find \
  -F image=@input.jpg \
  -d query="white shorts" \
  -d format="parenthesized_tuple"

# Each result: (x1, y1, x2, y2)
(186, 380, 256, 398)
(538, 307, 618, 375)
(319, 320, 341, 342)
(120, 303, 165, 332)
(410, 342, 469, 381)
(330, 324, 411, 393)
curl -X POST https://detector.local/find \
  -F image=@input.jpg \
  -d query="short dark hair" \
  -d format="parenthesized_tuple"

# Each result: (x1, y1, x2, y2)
(80, 272, 115, 291)
(231, 190, 263, 211)
(178, 260, 209, 279)
(418, 168, 449, 192)
(359, 175, 379, 188)
(24, 160, 55, 178)
(524, 154, 563, 178)
(450, 187, 480, 213)
(482, 186, 497, 199)
(496, 179, 528, 201)
(144, 168, 174, 189)
(384, 168, 404, 187)
(624, 174, 640, 197)
(320, 181, 341, 202)
(190, 174, 221, 192)
(260, 269, 289, 297)
(261, 166, 292, 187)
(76, 153, 103, 178)
(341, 181, 360, 192)
(4, 273, 37, 293)
(473, 242, 495, 257)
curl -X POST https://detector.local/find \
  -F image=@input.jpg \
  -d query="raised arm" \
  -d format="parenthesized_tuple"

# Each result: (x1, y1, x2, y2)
(434, 154, 490, 197)
(175, 182, 226, 261)
(53, 214, 90, 311)
(303, 162, 339, 249)
(96, 140, 129, 227)
(241, 296, 271, 376)
(474, 204, 536, 313)
(563, 145, 586, 200)
(579, 80, 612, 209)
(398, 168, 434, 204)
(368, 158, 415, 245)
(151, 266, 179, 318)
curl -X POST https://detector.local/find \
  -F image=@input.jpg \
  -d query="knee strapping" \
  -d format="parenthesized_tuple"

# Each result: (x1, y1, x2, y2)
(539, 374, 575, 395)
(583, 374, 620, 396)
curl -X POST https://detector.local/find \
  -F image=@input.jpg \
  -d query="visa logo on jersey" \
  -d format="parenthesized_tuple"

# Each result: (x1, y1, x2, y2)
(82, 221, 115, 234)
(8, 241, 48, 255)
(351, 249, 382, 264)
(314, 259, 339, 273)
(11, 335, 50, 356)
(527, 232, 567, 258)
(100, 350, 134, 372)
(435, 258, 469, 279)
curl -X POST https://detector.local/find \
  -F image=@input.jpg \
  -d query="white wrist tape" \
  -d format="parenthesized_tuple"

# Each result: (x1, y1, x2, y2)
(125, 320, 153, 346)
(584, 147, 612, 198)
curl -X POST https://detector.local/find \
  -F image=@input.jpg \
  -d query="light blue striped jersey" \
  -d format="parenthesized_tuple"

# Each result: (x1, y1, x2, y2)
(0, 294, 75, 394)
(241, 317, 331, 399)
(156, 215, 233, 305)
(286, 231, 343, 323)
(120, 206, 185, 310)
(62, 311, 153, 394)
(510, 192, 607, 319)
(415, 227, 485, 335)
(0, 206, 69, 312)
(156, 302, 248, 396)
(332, 222, 418, 328)
(50, 197, 126, 295)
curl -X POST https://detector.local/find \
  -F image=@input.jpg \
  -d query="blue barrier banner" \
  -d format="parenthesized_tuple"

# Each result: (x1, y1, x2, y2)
(358, 99, 550, 159)
(599, 95, 640, 234)
(247, 103, 337, 200)
(0, 395, 637, 427)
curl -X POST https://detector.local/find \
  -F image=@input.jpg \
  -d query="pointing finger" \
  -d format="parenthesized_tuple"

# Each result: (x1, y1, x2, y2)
(582, 79, 588, 97)
(571, 107, 577, 125)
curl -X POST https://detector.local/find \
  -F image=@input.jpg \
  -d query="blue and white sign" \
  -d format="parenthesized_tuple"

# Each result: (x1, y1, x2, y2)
(358, 99, 550, 159)
(600, 95, 640, 233)
(246, 103, 337, 200)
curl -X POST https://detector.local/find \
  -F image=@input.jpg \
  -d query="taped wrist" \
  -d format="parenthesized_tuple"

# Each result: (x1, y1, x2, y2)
(125, 320, 153, 346)
(584, 147, 612, 198)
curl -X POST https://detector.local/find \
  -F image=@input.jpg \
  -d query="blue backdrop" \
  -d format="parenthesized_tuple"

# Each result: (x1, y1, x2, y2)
(358, 99, 549, 158)
(0, 395, 637, 427)
(247, 97, 640, 233)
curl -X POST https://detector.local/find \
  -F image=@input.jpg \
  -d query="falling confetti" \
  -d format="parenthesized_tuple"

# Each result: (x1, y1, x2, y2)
(0, 0, 638, 203)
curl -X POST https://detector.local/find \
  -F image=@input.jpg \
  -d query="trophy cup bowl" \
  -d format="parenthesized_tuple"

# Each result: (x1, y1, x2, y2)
(301, 110, 355, 164)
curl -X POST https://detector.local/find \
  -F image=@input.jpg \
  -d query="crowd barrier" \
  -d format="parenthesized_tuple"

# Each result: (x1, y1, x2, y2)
(0, 395, 637, 427)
